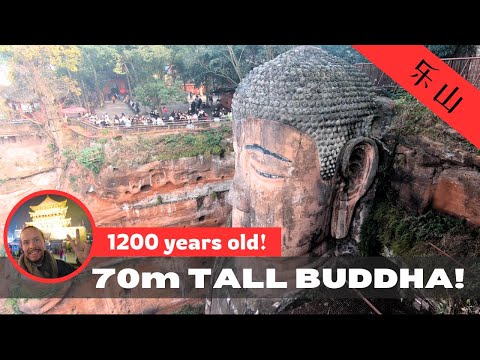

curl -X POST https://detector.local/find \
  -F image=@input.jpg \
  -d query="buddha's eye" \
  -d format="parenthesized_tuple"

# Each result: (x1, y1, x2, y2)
(244, 144, 292, 180)
(255, 168, 284, 179)
(251, 164, 285, 180)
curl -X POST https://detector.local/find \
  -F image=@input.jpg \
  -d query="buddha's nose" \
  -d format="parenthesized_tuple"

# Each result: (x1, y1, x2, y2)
(227, 180, 250, 213)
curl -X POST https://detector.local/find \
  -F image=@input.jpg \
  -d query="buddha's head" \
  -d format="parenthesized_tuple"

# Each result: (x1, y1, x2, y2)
(228, 46, 378, 256)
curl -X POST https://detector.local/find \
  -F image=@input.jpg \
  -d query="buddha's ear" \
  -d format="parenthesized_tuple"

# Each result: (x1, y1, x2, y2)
(331, 137, 379, 239)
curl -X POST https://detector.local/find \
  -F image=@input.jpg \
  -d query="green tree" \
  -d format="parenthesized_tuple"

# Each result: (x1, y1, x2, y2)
(170, 45, 295, 97)
(76, 45, 119, 109)
(122, 46, 173, 86)
(77, 145, 105, 175)
(113, 47, 136, 99)
(134, 79, 185, 113)
(0, 45, 81, 152)
(426, 45, 476, 58)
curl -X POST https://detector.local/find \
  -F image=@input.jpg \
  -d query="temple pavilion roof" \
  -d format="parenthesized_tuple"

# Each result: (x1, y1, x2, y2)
(29, 195, 68, 211)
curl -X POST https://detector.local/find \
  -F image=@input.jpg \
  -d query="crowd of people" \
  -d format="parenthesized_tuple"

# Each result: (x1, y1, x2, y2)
(78, 92, 233, 129)
(82, 99, 232, 128)
(125, 96, 141, 114)
(212, 107, 232, 119)
(82, 108, 218, 128)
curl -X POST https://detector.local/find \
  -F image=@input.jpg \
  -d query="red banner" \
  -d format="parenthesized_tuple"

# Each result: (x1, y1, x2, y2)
(353, 45, 480, 149)
(92, 227, 282, 257)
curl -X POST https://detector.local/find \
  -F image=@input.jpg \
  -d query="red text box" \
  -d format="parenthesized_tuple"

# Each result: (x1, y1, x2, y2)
(92, 227, 282, 257)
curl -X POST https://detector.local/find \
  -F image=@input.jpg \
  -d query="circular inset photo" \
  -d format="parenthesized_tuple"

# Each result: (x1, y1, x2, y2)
(3, 190, 95, 283)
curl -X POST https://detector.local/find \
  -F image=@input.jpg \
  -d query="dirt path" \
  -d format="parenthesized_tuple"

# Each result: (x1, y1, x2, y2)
(93, 100, 134, 117)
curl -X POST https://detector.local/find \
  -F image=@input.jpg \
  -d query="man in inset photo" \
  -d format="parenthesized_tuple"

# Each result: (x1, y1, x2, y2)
(18, 225, 90, 279)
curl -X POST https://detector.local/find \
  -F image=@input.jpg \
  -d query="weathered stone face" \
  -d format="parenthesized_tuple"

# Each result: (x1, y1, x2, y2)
(227, 46, 379, 256)
(208, 46, 380, 314)
(232, 45, 376, 180)
(228, 118, 334, 256)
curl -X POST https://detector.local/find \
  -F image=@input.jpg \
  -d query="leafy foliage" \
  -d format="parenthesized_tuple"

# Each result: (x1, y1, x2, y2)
(120, 45, 172, 83)
(160, 127, 229, 160)
(107, 124, 232, 167)
(75, 45, 120, 104)
(62, 146, 78, 162)
(171, 45, 295, 89)
(1, 45, 81, 100)
(393, 93, 480, 154)
(69, 174, 80, 192)
(77, 145, 105, 174)
(134, 79, 185, 113)
(433, 298, 480, 315)
(360, 198, 477, 256)
(5, 298, 21, 314)
(0, 45, 83, 158)
(172, 303, 205, 314)
(321, 45, 367, 64)
(426, 45, 476, 58)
